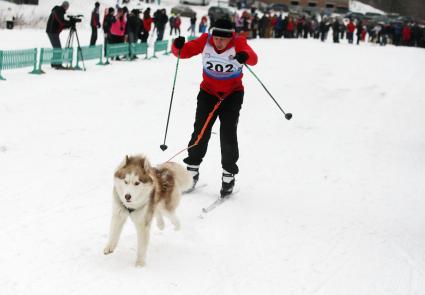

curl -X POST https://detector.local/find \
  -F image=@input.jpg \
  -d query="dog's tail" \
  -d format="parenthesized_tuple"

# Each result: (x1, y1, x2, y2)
(160, 162, 193, 192)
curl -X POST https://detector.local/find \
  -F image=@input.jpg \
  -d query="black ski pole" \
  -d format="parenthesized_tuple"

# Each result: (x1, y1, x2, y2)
(244, 64, 292, 120)
(160, 50, 181, 151)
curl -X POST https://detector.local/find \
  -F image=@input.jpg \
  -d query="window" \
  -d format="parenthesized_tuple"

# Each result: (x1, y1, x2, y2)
(308, 2, 317, 7)
(326, 3, 335, 8)
(290, 1, 299, 6)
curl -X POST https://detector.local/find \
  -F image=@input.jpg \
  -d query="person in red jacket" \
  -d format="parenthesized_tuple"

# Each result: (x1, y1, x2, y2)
(171, 18, 258, 197)
(346, 19, 356, 44)
(402, 24, 411, 46)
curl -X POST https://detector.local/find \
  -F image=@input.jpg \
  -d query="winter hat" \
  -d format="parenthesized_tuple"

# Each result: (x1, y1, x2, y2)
(62, 1, 69, 10)
(95, 2, 100, 7)
(212, 18, 234, 38)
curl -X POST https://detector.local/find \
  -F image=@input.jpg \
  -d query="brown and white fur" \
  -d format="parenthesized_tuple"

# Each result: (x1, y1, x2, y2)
(103, 154, 192, 267)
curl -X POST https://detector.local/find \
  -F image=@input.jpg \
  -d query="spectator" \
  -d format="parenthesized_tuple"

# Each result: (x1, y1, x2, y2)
(287, 17, 294, 38)
(402, 24, 411, 46)
(103, 7, 115, 52)
(45, 1, 72, 69)
(346, 19, 356, 44)
(141, 8, 153, 42)
(332, 19, 340, 43)
(155, 9, 168, 41)
(174, 14, 182, 36)
(109, 8, 126, 44)
(109, 8, 127, 60)
(127, 9, 143, 46)
(356, 19, 363, 45)
(5, 7, 15, 30)
(199, 15, 207, 34)
(90, 2, 101, 46)
(169, 13, 176, 35)
(188, 14, 196, 37)
(251, 14, 259, 39)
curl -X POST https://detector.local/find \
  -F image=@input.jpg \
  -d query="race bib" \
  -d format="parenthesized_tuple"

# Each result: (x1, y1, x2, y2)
(202, 36, 243, 80)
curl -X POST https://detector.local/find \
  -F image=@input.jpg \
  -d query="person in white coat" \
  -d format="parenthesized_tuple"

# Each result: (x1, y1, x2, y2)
(6, 7, 15, 30)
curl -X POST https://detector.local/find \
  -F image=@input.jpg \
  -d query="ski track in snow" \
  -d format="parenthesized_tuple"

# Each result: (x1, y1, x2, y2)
(1, 25, 425, 295)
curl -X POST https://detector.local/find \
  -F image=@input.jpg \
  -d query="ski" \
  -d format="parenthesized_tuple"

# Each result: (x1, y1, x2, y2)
(201, 189, 239, 214)
(183, 183, 207, 194)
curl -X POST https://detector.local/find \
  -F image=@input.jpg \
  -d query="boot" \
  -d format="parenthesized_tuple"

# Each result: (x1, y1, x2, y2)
(220, 170, 235, 198)
(187, 165, 199, 191)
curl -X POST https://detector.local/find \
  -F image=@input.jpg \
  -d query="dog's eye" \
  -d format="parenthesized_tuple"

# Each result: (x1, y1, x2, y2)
(124, 180, 128, 184)
(134, 182, 140, 186)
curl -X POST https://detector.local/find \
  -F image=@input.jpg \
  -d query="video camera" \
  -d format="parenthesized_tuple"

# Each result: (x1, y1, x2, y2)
(68, 15, 83, 25)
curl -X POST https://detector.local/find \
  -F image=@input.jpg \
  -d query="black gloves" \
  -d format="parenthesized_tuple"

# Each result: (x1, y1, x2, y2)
(173, 36, 185, 50)
(234, 51, 249, 64)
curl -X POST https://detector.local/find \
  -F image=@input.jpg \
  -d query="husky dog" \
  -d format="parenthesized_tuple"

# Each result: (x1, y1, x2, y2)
(104, 155, 192, 267)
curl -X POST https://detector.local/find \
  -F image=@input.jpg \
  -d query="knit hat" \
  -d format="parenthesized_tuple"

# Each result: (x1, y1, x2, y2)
(212, 18, 234, 38)
(62, 1, 69, 10)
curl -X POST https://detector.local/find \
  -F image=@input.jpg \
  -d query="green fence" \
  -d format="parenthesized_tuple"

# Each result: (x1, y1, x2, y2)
(129, 43, 149, 59)
(105, 43, 129, 64)
(1, 39, 177, 79)
(0, 48, 38, 80)
(150, 40, 169, 59)
(74, 45, 104, 70)
(35, 47, 74, 74)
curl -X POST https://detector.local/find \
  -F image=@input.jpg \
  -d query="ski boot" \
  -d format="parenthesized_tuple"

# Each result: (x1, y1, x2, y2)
(186, 165, 199, 192)
(220, 171, 235, 198)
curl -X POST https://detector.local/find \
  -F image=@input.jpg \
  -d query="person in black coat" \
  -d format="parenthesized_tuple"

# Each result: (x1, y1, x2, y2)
(332, 19, 340, 43)
(45, 1, 72, 68)
(356, 19, 363, 45)
(126, 9, 145, 59)
(156, 9, 168, 41)
(90, 2, 101, 46)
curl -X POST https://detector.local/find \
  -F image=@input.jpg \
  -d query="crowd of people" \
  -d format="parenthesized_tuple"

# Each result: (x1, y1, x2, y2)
(40, 0, 425, 61)
(97, 4, 425, 49)
(231, 10, 425, 48)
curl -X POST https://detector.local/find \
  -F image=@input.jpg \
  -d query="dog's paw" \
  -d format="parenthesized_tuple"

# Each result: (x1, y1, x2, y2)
(135, 259, 146, 267)
(103, 245, 115, 255)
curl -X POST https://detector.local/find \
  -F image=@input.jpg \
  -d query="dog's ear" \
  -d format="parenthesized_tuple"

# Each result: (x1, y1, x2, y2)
(142, 157, 151, 172)
(125, 155, 130, 165)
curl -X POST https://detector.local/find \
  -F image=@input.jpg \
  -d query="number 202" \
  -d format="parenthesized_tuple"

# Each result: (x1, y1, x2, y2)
(206, 62, 233, 73)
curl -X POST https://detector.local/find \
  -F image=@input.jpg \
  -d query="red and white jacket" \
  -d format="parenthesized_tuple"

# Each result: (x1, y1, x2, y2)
(171, 33, 258, 97)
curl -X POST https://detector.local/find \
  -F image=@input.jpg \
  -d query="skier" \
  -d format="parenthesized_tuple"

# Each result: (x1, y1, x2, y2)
(171, 18, 258, 197)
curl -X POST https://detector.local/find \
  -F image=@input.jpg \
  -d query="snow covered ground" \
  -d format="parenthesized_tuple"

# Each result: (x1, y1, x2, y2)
(2, 6, 425, 295)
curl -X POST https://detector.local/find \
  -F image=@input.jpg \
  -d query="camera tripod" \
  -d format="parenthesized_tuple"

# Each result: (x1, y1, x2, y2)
(65, 24, 86, 71)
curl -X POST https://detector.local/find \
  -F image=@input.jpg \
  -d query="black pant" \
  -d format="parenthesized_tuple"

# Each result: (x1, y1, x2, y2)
(47, 33, 62, 67)
(90, 27, 98, 46)
(6, 21, 14, 29)
(157, 28, 165, 41)
(184, 90, 244, 174)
